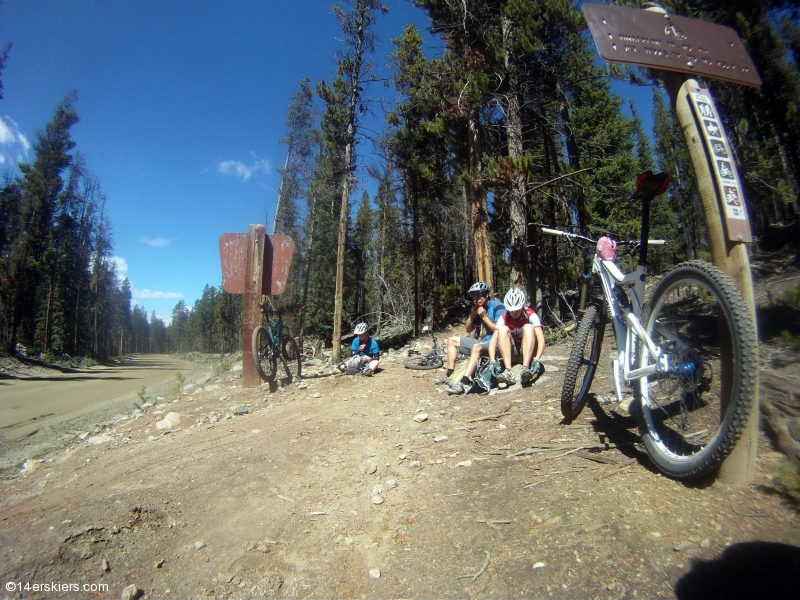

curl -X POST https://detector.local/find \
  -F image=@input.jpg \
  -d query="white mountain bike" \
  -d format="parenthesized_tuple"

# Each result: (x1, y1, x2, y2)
(542, 172, 756, 480)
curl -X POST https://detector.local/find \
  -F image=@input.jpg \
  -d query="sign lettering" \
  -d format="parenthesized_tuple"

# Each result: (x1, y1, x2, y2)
(583, 4, 761, 87)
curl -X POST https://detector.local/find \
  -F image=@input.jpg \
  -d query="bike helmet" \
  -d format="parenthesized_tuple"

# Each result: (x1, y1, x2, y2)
(354, 322, 369, 335)
(467, 281, 490, 296)
(503, 288, 526, 311)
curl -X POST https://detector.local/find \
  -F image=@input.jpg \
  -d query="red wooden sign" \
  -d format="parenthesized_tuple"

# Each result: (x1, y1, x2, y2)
(219, 232, 294, 295)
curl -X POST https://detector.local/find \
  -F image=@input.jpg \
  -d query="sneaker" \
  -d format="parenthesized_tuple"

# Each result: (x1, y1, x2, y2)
(434, 373, 452, 384)
(520, 367, 533, 386)
(338, 363, 347, 373)
(445, 378, 470, 395)
(496, 368, 517, 385)
(362, 366, 373, 377)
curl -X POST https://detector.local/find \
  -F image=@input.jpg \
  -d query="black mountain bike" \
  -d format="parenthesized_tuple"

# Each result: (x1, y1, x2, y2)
(404, 327, 446, 370)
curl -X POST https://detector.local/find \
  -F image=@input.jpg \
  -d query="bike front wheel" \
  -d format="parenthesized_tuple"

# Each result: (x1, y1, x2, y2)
(634, 261, 756, 480)
(251, 326, 277, 382)
(561, 304, 606, 421)
(403, 353, 443, 370)
(280, 335, 302, 383)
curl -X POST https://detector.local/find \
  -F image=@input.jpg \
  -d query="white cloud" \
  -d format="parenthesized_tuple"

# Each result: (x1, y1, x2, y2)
(0, 116, 31, 166)
(109, 256, 128, 280)
(133, 288, 184, 300)
(217, 153, 272, 182)
(0, 118, 13, 144)
(218, 160, 252, 181)
(138, 236, 170, 247)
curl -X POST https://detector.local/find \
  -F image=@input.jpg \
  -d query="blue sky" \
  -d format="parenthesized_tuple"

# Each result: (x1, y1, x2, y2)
(0, 0, 652, 323)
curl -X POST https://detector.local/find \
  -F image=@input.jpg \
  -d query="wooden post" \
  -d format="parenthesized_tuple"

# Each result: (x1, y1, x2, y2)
(243, 224, 266, 388)
(664, 74, 760, 484)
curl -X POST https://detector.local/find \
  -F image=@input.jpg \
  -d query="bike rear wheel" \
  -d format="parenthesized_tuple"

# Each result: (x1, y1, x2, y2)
(403, 353, 444, 370)
(634, 261, 756, 480)
(561, 304, 606, 420)
(280, 335, 302, 382)
(252, 326, 277, 382)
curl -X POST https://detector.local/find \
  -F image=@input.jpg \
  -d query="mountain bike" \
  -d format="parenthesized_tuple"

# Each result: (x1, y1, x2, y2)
(404, 326, 446, 369)
(542, 171, 756, 480)
(251, 301, 304, 384)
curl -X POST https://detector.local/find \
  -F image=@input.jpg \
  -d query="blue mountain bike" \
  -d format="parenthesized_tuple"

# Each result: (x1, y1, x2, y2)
(251, 302, 304, 384)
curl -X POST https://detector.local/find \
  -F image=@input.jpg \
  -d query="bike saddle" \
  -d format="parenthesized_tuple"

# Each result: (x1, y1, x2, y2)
(635, 171, 670, 198)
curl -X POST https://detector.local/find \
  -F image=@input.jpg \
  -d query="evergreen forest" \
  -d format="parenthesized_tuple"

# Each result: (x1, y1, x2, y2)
(1, 0, 798, 362)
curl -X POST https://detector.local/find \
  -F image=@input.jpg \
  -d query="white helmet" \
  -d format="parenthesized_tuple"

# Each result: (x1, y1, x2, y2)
(503, 288, 526, 311)
(468, 281, 490, 296)
(354, 323, 368, 335)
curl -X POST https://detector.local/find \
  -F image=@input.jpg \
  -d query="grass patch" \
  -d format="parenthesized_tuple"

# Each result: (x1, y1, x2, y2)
(213, 360, 231, 376)
(173, 371, 186, 394)
(778, 282, 800, 349)
(136, 385, 149, 406)
(776, 461, 800, 506)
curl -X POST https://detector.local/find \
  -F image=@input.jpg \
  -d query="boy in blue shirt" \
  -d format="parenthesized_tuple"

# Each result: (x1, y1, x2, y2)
(340, 322, 380, 376)
(435, 281, 505, 387)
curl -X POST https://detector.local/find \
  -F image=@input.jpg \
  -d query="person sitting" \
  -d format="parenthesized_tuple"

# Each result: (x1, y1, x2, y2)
(445, 329, 498, 394)
(339, 322, 380, 376)
(492, 287, 545, 386)
(438, 281, 505, 393)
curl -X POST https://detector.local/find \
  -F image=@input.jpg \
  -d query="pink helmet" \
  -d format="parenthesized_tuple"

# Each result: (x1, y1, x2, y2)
(596, 236, 617, 261)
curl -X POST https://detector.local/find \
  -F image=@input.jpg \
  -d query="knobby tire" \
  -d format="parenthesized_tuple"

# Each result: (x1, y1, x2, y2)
(280, 335, 302, 383)
(561, 304, 606, 420)
(634, 260, 756, 480)
(252, 326, 277, 382)
(403, 354, 444, 370)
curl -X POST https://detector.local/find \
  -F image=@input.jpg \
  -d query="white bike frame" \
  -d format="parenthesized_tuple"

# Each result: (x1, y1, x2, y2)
(541, 227, 670, 405)
(593, 254, 672, 404)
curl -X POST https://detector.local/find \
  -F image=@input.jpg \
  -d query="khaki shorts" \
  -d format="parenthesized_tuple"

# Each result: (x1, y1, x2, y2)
(458, 337, 491, 357)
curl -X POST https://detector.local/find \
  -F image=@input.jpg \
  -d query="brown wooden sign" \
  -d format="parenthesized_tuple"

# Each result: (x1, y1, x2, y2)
(583, 3, 761, 87)
(219, 232, 294, 295)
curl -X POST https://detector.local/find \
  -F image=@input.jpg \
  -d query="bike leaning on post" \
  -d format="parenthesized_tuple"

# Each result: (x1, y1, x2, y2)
(251, 301, 304, 384)
(543, 172, 757, 480)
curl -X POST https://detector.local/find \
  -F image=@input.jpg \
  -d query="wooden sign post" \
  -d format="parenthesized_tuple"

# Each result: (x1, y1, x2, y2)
(220, 227, 294, 388)
(583, 3, 761, 483)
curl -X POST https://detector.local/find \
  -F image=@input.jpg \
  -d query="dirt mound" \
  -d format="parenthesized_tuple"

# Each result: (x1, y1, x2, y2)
(1, 327, 798, 599)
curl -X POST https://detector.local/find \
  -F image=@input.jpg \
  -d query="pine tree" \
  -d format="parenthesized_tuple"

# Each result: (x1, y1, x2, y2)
(330, 0, 386, 360)
(8, 94, 79, 353)
(351, 190, 373, 320)
(652, 88, 707, 260)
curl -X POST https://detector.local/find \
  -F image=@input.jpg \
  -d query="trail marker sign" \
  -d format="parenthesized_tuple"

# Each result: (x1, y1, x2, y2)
(583, 3, 761, 87)
(219, 232, 294, 296)
(219, 226, 295, 388)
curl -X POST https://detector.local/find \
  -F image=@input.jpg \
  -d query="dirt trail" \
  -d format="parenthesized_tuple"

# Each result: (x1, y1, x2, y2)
(0, 337, 797, 599)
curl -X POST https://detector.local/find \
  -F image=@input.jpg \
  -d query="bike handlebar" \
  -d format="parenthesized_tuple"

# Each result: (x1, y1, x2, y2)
(540, 227, 668, 249)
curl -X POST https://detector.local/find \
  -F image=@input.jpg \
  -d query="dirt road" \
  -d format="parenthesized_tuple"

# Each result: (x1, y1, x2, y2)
(0, 354, 195, 471)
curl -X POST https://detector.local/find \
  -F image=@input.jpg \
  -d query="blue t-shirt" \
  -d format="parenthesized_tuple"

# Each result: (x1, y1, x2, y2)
(352, 336, 380, 359)
(472, 299, 506, 342)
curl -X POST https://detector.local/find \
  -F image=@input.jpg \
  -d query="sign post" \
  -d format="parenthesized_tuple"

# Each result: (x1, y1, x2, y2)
(583, 3, 761, 483)
(219, 228, 295, 388)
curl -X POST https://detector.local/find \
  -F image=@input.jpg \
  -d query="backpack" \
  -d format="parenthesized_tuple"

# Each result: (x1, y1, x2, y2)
(343, 355, 363, 375)
(471, 357, 496, 394)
